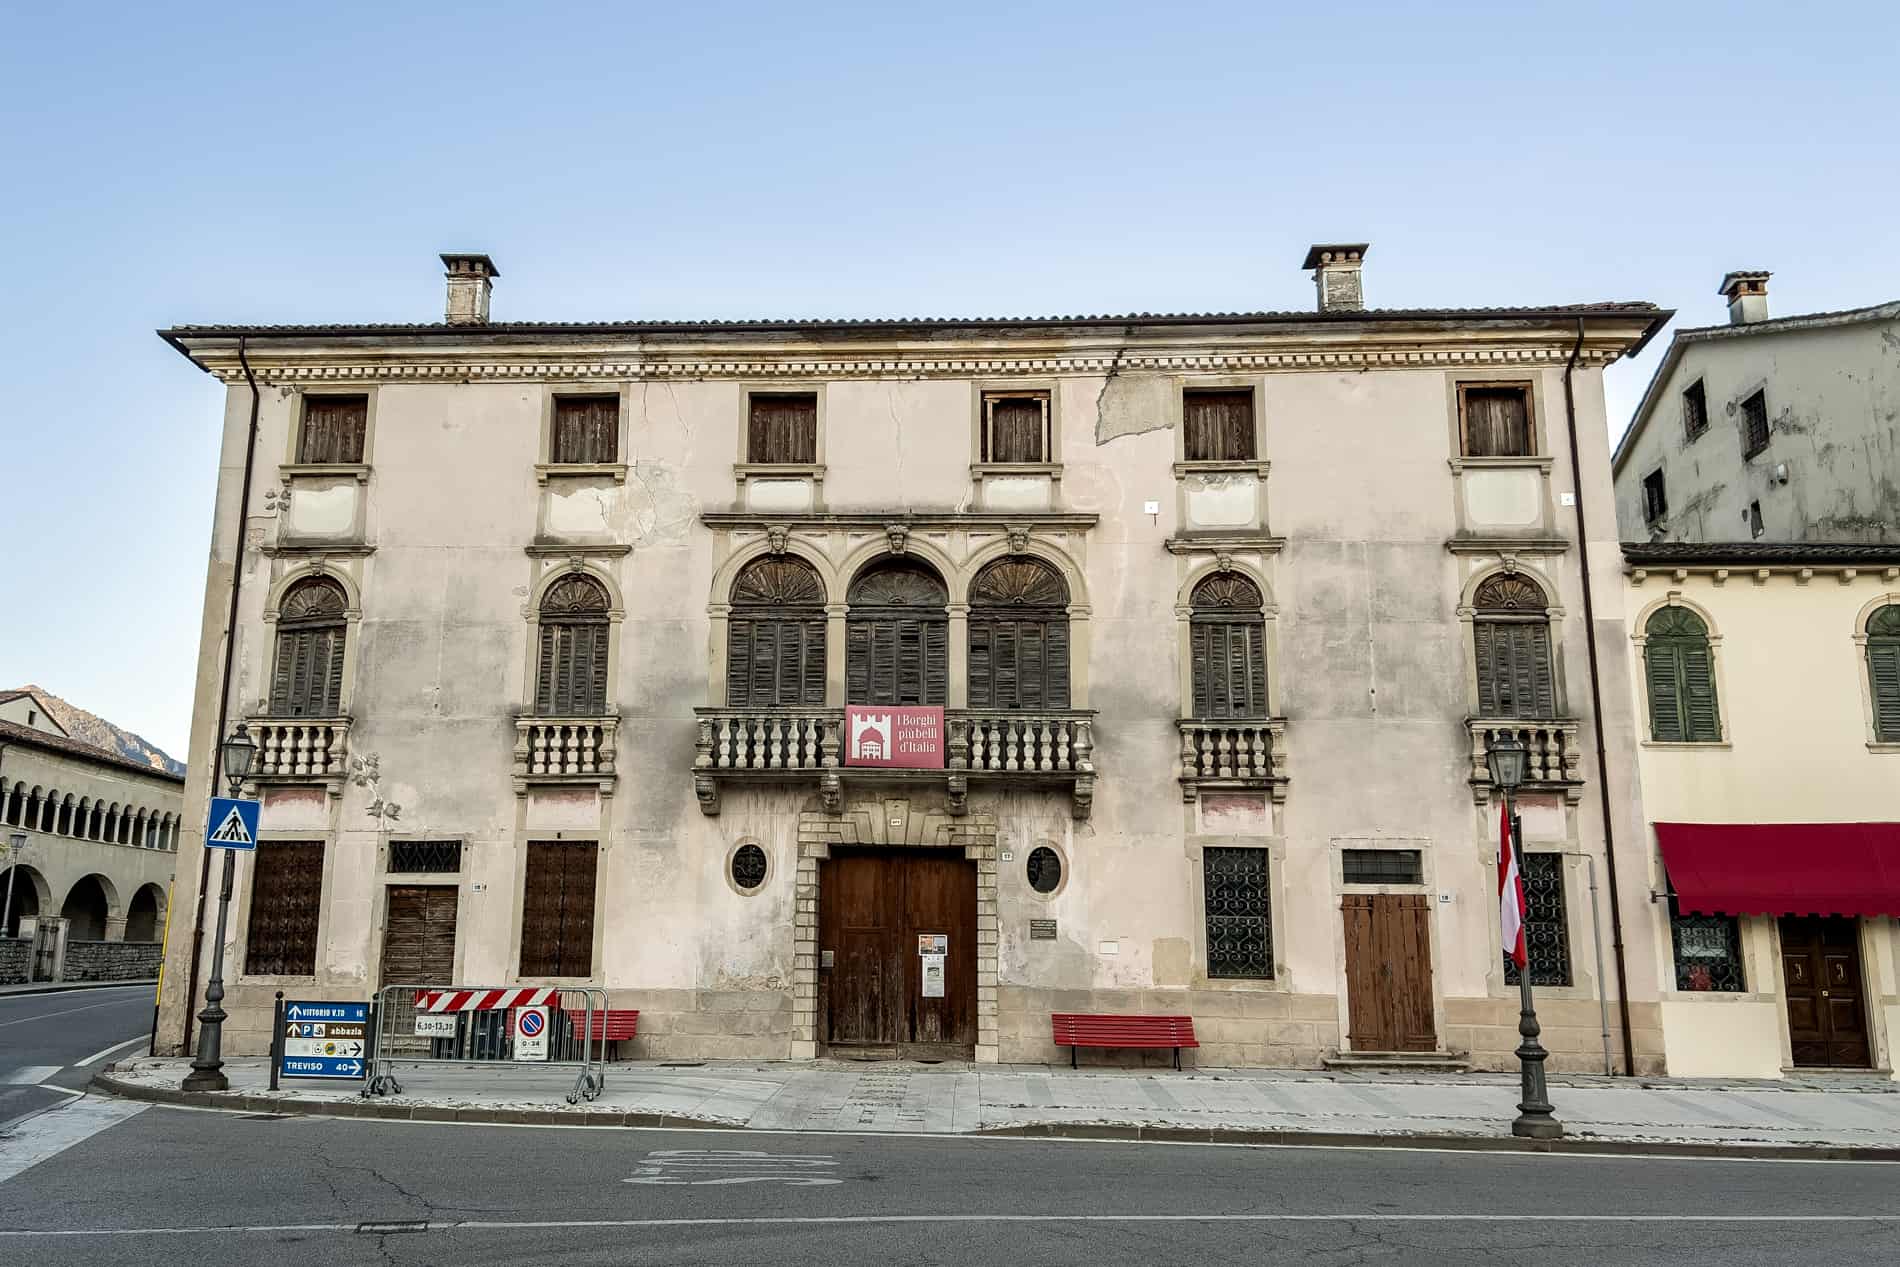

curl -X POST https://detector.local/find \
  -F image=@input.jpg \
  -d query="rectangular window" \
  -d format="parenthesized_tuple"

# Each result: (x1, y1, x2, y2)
(980, 391, 1051, 463)
(389, 840, 463, 874)
(244, 840, 324, 975)
(519, 841, 598, 977)
(1182, 388, 1256, 462)
(1642, 468, 1668, 525)
(1203, 846, 1272, 979)
(1341, 849, 1423, 886)
(1505, 853, 1572, 987)
(747, 392, 818, 464)
(1748, 500, 1765, 538)
(1669, 898, 1745, 992)
(1741, 389, 1770, 457)
(551, 395, 619, 464)
(298, 395, 368, 464)
(1682, 380, 1708, 442)
(1458, 384, 1534, 457)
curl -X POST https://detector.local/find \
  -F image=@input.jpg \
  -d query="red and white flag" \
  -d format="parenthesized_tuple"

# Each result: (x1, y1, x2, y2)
(1498, 800, 1528, 970)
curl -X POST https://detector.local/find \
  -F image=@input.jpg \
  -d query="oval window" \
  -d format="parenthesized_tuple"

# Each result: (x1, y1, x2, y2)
(1027, 846, 1061, 895)
(731, 843, 768, 891)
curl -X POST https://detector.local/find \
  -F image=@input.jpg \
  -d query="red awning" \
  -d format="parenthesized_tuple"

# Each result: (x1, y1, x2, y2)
(1656, 822, 1900, 917)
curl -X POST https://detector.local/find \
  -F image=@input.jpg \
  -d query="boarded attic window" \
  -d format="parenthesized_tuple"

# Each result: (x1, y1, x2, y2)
(1458, 384, 1533, 457)
(747, 393, 818, 464)
(980, 391, 1051, 463)
(551, 395, 618, 464)
(1183, 389, 1256, 462)
(1682, 380, 1708, 442)
(299, 395, 367, 464)
(1642, 469, 1668, 525)
(1741, 389, 1770, 458)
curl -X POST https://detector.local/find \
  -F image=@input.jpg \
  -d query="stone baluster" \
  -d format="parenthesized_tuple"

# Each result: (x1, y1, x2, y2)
(1072, 718, 1094, 772)
(1056, 719, 1072, 771)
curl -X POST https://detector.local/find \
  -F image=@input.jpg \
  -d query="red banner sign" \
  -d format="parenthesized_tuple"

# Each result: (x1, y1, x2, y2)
(844, 706, 945, 769)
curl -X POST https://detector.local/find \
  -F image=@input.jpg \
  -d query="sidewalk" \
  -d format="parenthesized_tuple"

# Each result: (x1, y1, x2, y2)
(0, 978, 156, 997)
(98, 1056, 1900, 1158)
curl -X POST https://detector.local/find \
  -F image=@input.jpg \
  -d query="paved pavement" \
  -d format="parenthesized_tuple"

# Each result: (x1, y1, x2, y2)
(1, 1103, 1897, 1265)
(99, 1055, 1900, 1153)
(0, 984, 154, 1129)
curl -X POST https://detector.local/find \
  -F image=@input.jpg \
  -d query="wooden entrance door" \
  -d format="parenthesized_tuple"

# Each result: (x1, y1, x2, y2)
(819, 849, 976, 1055)
(1341, 894, 1437, 1052)
(1779, 916, 1871, 1068)
(381, 886, 458, 987)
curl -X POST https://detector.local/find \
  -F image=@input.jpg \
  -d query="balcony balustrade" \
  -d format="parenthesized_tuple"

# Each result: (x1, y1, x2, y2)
(1176, 718, 1288, 802)
(247, 716, 352, 795)
(514, 717, 619, 790)
(1465, 718, 1584, 802)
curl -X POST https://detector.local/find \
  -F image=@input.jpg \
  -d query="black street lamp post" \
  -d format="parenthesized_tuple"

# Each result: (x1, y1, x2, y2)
(183, 724, 257, 1092)
(1486, 731, 1563, 1140)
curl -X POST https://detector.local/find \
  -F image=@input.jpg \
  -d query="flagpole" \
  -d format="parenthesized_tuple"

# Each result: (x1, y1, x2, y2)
(1507, 801, 1561, 1140)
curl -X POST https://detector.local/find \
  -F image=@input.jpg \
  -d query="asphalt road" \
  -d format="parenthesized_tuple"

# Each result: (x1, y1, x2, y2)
(0, 985, 153, 1126)
(1, 1103, 1897, 1266)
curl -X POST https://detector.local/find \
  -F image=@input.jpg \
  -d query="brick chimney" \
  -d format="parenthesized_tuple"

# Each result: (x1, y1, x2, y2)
(1719, 270, 1770, 325)
(1303, 243, 1369, 313)
(441, 253, 499, 325)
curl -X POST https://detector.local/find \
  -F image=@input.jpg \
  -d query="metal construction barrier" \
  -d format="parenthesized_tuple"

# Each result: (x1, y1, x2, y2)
(364, 984, 609, 1104)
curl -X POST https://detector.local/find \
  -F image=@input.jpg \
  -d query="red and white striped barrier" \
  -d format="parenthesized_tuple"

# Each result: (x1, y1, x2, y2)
(414, 987, 559, 1013)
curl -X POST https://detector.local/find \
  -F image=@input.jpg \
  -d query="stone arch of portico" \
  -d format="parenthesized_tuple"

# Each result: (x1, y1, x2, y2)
(791, 797, 1000, 1064)
(1, 864, 50, 936)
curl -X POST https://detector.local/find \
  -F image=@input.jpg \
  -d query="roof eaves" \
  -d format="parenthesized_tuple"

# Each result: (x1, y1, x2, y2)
(0, 719, 188, 784)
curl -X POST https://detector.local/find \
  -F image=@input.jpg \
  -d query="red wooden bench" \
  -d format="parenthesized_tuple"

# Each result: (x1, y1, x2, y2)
(1052, 1013, 1198, 1070)
(565, 1008, 639, 1058)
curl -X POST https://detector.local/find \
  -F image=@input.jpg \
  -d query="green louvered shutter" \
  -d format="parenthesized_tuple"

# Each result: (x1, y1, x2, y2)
(1870, 642, 1900, 742)
(1680, 639, 1720, 742)
(1646, 640, 1684, 742)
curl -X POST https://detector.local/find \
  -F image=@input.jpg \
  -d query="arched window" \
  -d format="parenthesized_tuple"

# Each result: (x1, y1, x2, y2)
(271, 577, 349, 717)
(535, 575, 611, 716)
(727, 557, 827, 708)
(1644, 607, 1720, 742)
(1189, 573, 1267, 718)
(1868, 605, 1900, 742)
(968, 557, 1070, 710)
(846, 560, 948, 705)
(1472, 574, 1556, 719)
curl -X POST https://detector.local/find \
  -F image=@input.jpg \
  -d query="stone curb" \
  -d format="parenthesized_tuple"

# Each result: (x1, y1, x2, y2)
(0, 978, 158, 998)
(89, 1071, 1900, 1161)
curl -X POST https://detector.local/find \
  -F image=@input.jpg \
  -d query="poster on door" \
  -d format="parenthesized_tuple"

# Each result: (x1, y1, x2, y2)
(920, 953, 946, 999)
(514, 1005, 551, 1061)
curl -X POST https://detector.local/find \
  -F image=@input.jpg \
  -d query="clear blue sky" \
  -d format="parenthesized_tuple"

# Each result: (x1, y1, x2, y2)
(3, 2, 1895, 762)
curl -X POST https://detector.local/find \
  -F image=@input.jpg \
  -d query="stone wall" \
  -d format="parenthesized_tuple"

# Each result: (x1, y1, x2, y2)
(61, 939, 161, 982)
(0, 936, 26, 984)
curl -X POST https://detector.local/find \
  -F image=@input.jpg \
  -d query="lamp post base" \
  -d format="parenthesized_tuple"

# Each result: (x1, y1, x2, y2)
(1511, 1111, 1564, 1140)
(181, 1067, 229, 1093)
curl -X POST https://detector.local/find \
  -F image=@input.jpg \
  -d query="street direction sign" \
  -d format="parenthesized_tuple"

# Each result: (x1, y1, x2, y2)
(280, 1001, 370, 1079)
(206, 797, 261, 851)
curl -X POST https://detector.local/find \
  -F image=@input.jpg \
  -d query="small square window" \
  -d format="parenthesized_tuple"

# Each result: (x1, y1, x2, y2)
(979, 391, 1050, 464)
(1182, 389, 1256, 462)
(1740, 389, 1770, 458)
(1681, 380, 1708, 442)
(1341, 849, 1424, 885)
(551, 395, 618, 464)
(1642, 468, 1668, 525)
(299, 395, 367, 464)
(1459, 384, 1534, 457)
(748, 393, 818, 464)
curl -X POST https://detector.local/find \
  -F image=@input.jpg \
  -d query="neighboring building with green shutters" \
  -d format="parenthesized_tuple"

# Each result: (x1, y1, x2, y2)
(1624, 541, 1900, 1080)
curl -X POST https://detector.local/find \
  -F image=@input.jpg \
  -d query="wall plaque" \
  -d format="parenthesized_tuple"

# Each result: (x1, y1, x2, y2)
(1029, 919, 1058, 940)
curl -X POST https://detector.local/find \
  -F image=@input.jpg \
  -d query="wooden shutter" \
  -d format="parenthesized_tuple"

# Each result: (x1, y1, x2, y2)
(270, 628, 303, 715)
(967, 558, 1069, 710)
(552, 396, 619, 464)
(1183, 390, 1255, 462)
(299, 396, 367, 464)
(520, 842, 596, 977)
(1461, 387, 1532, 457)
(748, 394, 818, 463)
(1680, 639, 1719, 741)
(984, 395, 1047, 463)
(244, 841, 324, 975)
(846, 562, 948, 705)
(1646, 640, 1685, 742)
(1870, 642, 1900, 742)
(381, 886, 457, 986)
(1475, 619, 1554, 718)
(727, 559, 828, 708)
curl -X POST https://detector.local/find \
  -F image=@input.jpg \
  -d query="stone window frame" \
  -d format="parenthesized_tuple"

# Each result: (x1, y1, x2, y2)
(518, 559, 627, 720)
(734, 383, 828, 509)
(535, 382, 631, 484)
(1172, 558, 1283, 720)
(257, 563, 365, 720)
(1852, 592, 1900, 752)
(1739, 386, 1771, 460)
(1456, 560, 1571, 721)
(1630, 593, 1732, 748)
(1168, 375, 1270, 537)
(1681, 377, 1709, 444)
(368, 838, 470, 991)
(969, 379, 1064, 507)
(282, 385, 378, 480)
(1182, 833, 1289, 993)
(1443, 371, 1558, 541)
(1641, 466, 1668, 528)
(724, 837, 775, 897)
(505, 827, 607, 987)
(1477, 804, 1602, 1003)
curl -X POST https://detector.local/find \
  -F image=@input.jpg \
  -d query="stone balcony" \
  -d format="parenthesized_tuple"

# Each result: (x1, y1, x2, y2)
(694, 707, 1097, 819)
(1177, 717, 1288, 803)
(247, 716, 351, 795)
(1464, 717, 1584, 802)
(513, 716, 619, 793)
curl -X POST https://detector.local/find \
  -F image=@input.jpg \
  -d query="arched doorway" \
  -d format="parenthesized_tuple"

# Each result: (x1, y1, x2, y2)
(126, 884, 166, 942)
(60, 875, 114, 941)
(1, 865, 47, 937)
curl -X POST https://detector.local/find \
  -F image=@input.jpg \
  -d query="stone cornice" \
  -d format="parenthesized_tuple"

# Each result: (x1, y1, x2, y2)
(700, 511, 1099, 532)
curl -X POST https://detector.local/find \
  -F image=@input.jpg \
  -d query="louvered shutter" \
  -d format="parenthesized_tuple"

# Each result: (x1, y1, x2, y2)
(1044, 617, 1069, 709)
(1190, 623, 1212, 716)
(1646, 641, 1685, 741)
(535, 625, 559, 714)
(968, 621, 993, 709)
(1870, 643, 1900, 742)
(726, 620, 754, 707)
(1680, 640, 1720, 741)
(1526, 624, 1556, 717)
(270, 629, 300, 714)
(1474, 622, 1501, 714)
(846, 623, 871, 703)
(801, 619, 827, 705)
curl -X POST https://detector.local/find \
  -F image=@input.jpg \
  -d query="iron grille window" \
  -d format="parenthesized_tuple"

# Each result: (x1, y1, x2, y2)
(730, 843, 768, 891)
(1740, 389, 1770, 458)
(747, 393, 818, 464)
(551, 395, 619, 464)
(244, 841, 324, 975)
(1642, 468, 1667, 525)
(1669, 897, 1744, 992)
(298, 395, 367, 464)
(1182, 388, 1256, 462)
(389, 840, 462, 874)
(1341, 849, 1423, 886)
(1504, 853, 1572, 987)
(1203, 846, 1272, 979)
(1027, 846, 1061, 894)
(519, 841, 597, 977)
(1458, 384, 1534, 457)
(980, 391, 1051, 463)
(1682, 380, 1708, 442)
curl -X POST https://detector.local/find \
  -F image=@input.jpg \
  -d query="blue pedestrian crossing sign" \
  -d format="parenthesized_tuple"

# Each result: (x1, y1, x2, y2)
(281, 1001, 370, 1080)
(205, 797, 261, 851)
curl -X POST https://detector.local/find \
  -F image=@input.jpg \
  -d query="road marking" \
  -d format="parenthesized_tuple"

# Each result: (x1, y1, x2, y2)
(0, 1097, 148, 1186)
(3, 1212, 1900, 1237)
(624, 1149, 842, 1185)
(0, 999, 145, 1029)
(4, 1067, 63, 1086)
(73, 1036, 148, 1068)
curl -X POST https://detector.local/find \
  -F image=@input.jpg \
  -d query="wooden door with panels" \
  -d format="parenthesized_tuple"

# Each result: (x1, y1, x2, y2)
(819, 848, 976, 1058)
(381, 886, 458, 987)
(1779, 916, 1871, 1068)
(1341, 894, 1437, 1053)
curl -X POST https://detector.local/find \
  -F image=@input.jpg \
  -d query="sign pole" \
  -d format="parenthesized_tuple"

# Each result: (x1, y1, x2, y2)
(269, 992, 284, 1092)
